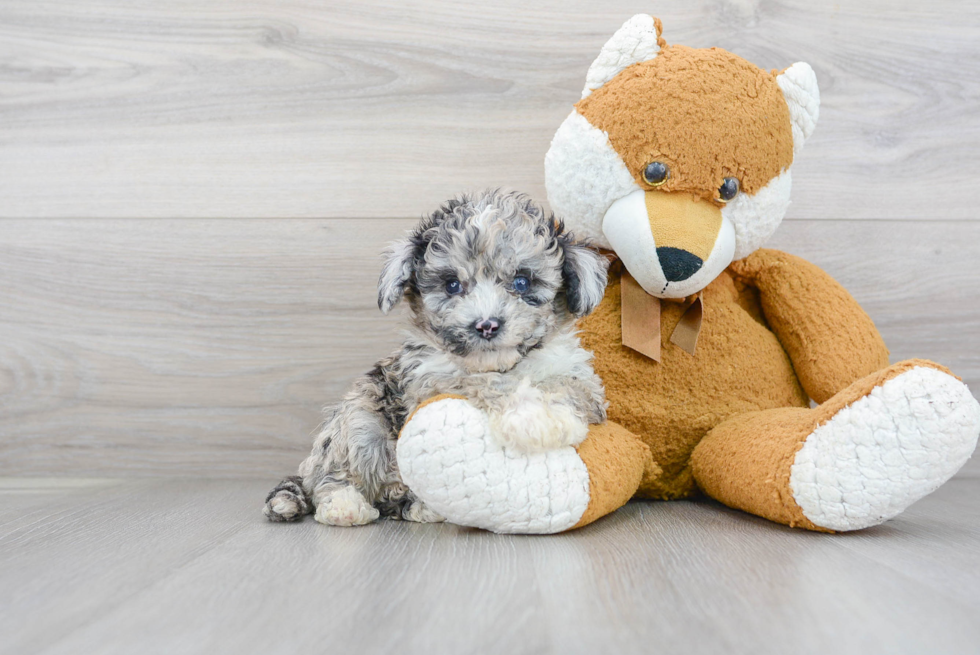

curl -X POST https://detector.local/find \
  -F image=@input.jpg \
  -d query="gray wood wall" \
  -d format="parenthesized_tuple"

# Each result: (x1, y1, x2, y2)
(2, 0, 979, 477)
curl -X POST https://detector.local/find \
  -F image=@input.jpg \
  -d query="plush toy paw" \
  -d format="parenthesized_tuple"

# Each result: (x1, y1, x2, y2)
(397, 395, 653, 534)
(488, 379, 589, 452)
(790, 366, 980, 531)
(398, 397, 591, 533)
(314, 486, 381, 527)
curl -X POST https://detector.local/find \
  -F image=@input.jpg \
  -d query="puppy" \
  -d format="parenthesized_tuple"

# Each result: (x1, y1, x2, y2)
(264, 189, 609, 526)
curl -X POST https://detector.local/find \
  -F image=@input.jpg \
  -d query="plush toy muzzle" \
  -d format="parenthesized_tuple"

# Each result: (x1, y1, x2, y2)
(602, 189, 736, 298)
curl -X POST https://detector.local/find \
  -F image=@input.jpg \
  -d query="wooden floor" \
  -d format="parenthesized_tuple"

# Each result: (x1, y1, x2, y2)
(3, 475, 980, 655)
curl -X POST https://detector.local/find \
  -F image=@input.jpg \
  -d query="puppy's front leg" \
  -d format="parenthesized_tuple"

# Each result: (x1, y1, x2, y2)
(299, 404, 390, 527)
(487, 378, 589, 452)
(313, 485, 380, 527)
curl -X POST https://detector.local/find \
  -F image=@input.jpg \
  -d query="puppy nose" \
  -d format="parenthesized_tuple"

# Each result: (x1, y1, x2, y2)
(656, 246, 703, 282)
(474, 317, 502, 340)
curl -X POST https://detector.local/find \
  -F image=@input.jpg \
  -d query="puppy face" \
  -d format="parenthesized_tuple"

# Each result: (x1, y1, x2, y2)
(379, 190, 608, 372)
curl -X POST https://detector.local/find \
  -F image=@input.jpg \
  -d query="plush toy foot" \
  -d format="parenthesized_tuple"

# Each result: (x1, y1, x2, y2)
(790, 364, 980, 530)
(396, 395, 655, 534)
(692, 360, 980, 532)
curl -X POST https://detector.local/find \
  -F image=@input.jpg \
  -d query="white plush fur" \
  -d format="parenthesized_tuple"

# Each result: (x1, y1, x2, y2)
(790, 367, 980, 531)
(314, 485, 381, 527)
(777, 62, 820, 156)
(397, 398, 592, 534)
(724, 169, 793, 261)
(602, 189, 737, 298)
(581, 14, 662, 99)
(544, 110, 639, 248)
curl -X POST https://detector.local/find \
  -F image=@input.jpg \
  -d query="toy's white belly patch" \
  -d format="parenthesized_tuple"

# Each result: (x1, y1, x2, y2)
(397, 398, 591, 534)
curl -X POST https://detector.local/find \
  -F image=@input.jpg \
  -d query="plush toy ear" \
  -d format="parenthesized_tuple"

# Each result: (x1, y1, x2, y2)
(561, 239, 609, 317)
(377, 238, 418, 314)
(777, 62, 820, 155)
(581, 14, 665, 99)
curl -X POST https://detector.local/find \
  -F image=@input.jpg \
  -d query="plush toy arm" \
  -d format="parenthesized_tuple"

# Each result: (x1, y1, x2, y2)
(397, 396, 656, 534)
(729, 248, 889, 404)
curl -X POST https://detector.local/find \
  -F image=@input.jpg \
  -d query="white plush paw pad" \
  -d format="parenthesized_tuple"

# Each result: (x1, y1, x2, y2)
(314, 487, 380, 527)
(791, 367, 980, 531)
(397, 399, 591, 534)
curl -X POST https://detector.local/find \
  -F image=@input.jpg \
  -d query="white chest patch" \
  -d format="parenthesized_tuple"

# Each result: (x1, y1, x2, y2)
(397, 398, 591, 534)
(790, 366, 980, 531)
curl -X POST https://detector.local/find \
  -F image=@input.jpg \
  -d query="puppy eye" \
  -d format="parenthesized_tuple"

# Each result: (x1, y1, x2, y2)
(718, 177, 740, 203)
(445, 279, 463, 296)
(642, 162, 669, 187)
(512, 276, 530, 294)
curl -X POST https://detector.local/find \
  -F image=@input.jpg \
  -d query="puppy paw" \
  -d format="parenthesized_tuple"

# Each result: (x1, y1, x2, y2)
(264, 492, 306, 522)
(490, 379, 589, 452)
(403, 500, 445, 523)
(263, 476, 311, 522)
(314, 487, 380, 527)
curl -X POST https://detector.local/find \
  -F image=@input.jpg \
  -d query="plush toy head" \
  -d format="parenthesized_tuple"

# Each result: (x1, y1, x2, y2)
(545, 15, 820, 298)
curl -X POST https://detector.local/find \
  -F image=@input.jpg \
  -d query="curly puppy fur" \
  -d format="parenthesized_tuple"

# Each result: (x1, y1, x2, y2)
(264, 189, 610, 526)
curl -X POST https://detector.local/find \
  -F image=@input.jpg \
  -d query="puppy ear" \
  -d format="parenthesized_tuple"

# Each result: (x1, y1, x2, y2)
(561, 239, 609, 317)
(378, 238, 417, 314)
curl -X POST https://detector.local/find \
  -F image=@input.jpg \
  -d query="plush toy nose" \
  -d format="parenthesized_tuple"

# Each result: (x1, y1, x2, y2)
(656, 247, 703, 282)
(474, 318, 502, 340)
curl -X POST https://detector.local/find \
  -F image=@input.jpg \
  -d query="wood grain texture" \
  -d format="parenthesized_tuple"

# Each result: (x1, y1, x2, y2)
(1, 0, 978, 219)
(1, 477, 979, 655)
(1, 218, 978, 477)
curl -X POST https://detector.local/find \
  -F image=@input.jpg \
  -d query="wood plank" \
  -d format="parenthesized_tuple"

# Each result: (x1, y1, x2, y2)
(1, 218, 978, 477)
(0, 218, 413, 477)
(0, 478, 253, 655)
(2, 477, 978, 655)
(831, 477, 980, 610)
(1, 1, 978, 219)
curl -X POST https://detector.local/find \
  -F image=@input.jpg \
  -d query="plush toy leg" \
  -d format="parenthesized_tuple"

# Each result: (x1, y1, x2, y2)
(691, 360, 980, 532)
(397, 396, 655, 534)
(571, 421, 660, 530)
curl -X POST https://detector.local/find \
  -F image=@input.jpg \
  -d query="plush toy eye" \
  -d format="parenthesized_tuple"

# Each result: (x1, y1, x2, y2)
(642, 162, 669, 187)
(512, 276, 530, 294)
(445, 279, 463, 295)
(718, 177, 740, 202)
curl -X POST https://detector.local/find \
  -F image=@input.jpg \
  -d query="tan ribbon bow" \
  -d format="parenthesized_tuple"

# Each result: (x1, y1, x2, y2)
(620, 271, 703, 361)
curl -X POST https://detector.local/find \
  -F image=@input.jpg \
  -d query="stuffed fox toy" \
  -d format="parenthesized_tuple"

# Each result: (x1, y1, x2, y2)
(397, 15, 980, 533)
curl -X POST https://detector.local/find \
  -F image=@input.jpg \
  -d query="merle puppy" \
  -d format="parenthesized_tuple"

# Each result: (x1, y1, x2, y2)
(264, 189, 609, 526)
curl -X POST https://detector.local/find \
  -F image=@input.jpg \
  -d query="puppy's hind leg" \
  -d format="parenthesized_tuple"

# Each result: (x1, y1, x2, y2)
(377, 482, 445, 523)
(263, 476, 312, 522)
(403, 496, 445, 524)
